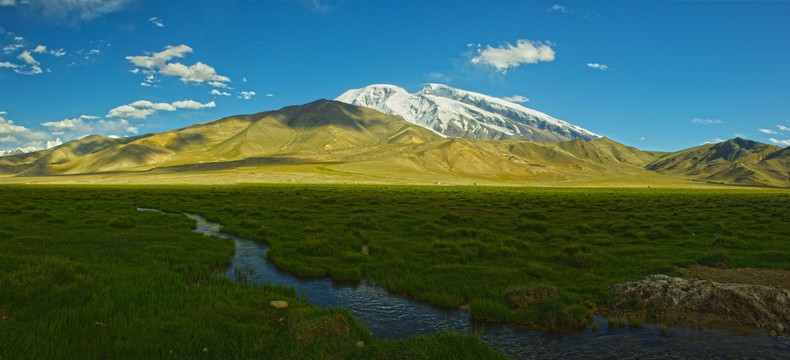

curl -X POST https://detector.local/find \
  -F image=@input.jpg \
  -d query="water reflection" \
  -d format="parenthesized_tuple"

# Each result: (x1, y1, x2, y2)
(144, 209, 790, 359)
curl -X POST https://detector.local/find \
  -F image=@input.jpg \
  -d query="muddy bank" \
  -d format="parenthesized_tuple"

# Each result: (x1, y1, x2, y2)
(606, 273, 790, 332)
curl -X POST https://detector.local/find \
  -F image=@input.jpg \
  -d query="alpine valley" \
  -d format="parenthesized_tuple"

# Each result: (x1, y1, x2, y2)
(1, 84, 789, 187)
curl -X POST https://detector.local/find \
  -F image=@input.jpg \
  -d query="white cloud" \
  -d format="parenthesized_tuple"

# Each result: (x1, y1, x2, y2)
(758, 128, 778, 135)
(46, 138, 62, 149)
(0, 61, 18, 68)
(17, 50, 38, 65)
(33, 45, 47, 53)
(242, 77, 247, 82)
(266, 93, 274, 97)
(471, 39, 555, 73)
(547, 4, 567, 13)
(107, 99, 216, 119)
(99, 118, 138, 134)
(171, 100, 215, 109)
(239, 91, 256, 100)
(692, 118, 723, 125)
(640, 137, 646, 141)
(129, 100, 176, 111)
(207, 81, 229, 88)
(126, 45, 231, 87)
(22, 0, 132, 22)
(148, 16, 164, 27)
(49, 48, 66, 56)
(502, 95, 529, 103)
(41, 114, 138, 139)
(586, 62, 608, 71)
(211, 89, 231, 96)
(0, 113, 49, 145)
(769, 138, 790, 147)
(1, 0, 16, 6)
(107, 105, 156, 119)
(778, 125, 790, 132)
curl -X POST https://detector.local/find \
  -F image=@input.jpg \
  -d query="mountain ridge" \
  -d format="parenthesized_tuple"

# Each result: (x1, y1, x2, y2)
(335, 83, 599, 142)
(1, 100, 789, 188)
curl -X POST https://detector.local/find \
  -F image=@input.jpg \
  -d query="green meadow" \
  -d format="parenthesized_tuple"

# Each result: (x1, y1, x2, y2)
(2, 184, 790, 358)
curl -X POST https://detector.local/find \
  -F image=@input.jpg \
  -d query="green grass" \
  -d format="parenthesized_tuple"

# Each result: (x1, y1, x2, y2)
(137, 185, 790, 329)
(2, 184, 790, 357)
(0, 185, 502, 359)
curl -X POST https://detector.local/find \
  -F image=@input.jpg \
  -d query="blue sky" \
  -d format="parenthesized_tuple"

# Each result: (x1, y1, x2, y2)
(1, 0, 789, 153)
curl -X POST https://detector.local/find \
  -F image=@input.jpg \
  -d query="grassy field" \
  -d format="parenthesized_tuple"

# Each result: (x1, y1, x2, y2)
(2, 185, 789, 358)
(0, 185, 502, 359)
(134, 185, 790, 328)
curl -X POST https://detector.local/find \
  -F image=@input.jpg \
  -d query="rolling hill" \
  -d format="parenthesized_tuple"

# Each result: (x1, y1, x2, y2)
(1, 100, 789, 187)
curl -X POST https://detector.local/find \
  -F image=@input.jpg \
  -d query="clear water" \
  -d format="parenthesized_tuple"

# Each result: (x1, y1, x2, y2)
(143, 209, 790, 359)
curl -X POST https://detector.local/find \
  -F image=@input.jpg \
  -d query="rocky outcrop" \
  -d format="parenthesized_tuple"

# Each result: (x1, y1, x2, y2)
(609, 274, 790, 331)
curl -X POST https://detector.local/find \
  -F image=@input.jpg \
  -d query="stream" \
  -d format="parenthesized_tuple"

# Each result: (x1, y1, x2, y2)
(141, 208, 790, 359)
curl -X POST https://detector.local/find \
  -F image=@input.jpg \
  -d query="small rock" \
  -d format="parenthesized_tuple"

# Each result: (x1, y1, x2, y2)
(355, 341, 364, 348)
(270, 300, 288, 309)
(771, 330, 778, 337)
(361, 245, 369, 255)
(776, 323, 785, 334)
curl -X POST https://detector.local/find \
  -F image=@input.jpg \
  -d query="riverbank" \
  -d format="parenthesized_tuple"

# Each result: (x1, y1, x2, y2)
(0, 186, 503, 359)
(605, 267, 790, 333)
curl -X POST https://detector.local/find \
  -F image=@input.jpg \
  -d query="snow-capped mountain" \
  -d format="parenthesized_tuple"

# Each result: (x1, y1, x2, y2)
(335, 83, 599, 142)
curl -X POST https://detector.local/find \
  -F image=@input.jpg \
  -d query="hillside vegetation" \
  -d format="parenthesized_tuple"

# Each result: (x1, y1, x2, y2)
(1, 101, 789, 187)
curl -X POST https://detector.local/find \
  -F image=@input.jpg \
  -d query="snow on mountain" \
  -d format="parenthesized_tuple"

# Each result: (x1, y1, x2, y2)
(335, 83, 599, 142)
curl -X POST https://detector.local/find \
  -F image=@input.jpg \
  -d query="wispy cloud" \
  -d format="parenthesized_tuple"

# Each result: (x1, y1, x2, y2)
(546, 4, 567, 13)
(299, 0, 334, 13)
(148, 17, 164, 27)
(0, 0, 15, 6)
(758, 128, 778, 135)
(239, 91, 256, 100)
(14, 50, 43, 75)
(692, 118, 723, 125)
(703, 137, 726, 144)
(126, 45, 231, 88)
(778, 125, 790, 132)
(502, 95, 529, 103)
(586, 62, 608, 71)
(17, 0, 131, 23)
(471, 39, 555, 73)
(768, 138, 790, 147)
(0, 61, 18, 69)
(32, 44, 46, 53)
(210, 89, 231, 96)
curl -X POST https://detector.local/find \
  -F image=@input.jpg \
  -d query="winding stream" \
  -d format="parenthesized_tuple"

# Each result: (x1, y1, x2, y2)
(141, 208, 790, 359)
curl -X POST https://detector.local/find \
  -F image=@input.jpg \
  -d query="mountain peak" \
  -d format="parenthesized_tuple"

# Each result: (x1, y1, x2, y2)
(336, 83, 599, 142)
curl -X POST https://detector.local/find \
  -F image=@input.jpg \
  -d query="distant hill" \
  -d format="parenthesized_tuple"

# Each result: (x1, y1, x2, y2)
(1, 101, 789, 187)
(645, 138, 788, 186)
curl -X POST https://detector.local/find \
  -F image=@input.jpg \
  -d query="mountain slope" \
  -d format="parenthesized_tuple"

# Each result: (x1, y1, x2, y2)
(335, 84, 599, 142)
(3, 100, 444, 176)
(4, 101, 789, 187)
(645, 138, 785, 186)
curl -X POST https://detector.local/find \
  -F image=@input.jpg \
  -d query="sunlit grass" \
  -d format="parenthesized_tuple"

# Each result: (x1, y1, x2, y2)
(0, 184, 502, 359)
